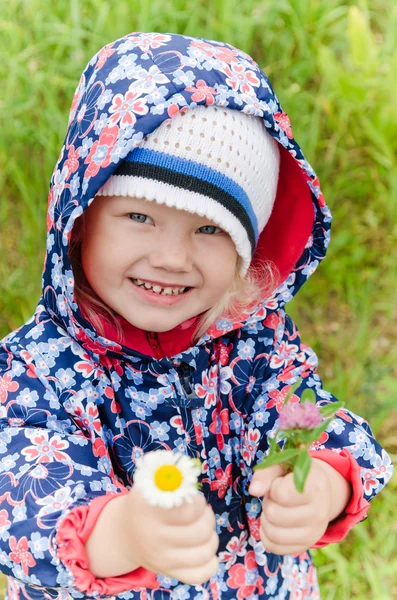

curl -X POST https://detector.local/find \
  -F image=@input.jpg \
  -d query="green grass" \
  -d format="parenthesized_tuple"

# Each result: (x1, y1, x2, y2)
(0, 0, 396, 598)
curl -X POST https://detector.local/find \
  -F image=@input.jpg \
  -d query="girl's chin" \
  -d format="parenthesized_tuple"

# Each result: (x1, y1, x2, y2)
(120, 306, 197, 332)
(125, 317, 191, 333)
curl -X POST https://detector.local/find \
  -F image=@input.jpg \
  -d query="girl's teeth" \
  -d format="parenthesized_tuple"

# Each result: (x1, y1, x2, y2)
(132, 279, 186, 295)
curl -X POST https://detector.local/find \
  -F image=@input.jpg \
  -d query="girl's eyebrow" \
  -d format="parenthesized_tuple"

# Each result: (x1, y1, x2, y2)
(110, 198, 152, 210)
(111, 197, 146, 204)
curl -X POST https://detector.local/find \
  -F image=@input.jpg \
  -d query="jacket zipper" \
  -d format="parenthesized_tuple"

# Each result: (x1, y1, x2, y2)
(146, 333, 201, 408)
(146, 331, 164, 360)
(177, 361, 202, 408)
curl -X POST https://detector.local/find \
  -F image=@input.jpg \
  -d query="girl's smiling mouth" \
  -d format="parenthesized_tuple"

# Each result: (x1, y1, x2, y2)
(131, 278, 189, 296)
(129, 278, 194, 305)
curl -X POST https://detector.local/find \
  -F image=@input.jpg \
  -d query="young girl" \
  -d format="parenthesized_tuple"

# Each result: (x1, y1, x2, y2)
(0, 31, 392, 600)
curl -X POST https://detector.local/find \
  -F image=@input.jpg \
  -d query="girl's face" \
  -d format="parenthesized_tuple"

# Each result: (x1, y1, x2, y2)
(80, 195, 238, 332)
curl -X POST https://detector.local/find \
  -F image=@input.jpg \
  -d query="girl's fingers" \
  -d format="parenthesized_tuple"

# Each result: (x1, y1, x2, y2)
(165, 531, 220, 569)
(162, 516, 218, 548)
(258, 528, 308, 556)
(261, 498, 316, 528)
(269, 471, 313, 507)
(170, 555, 219, 586)
(162, 494, 208, 526)
(249, 464, 285, 497)
(260, 516, 313, 547)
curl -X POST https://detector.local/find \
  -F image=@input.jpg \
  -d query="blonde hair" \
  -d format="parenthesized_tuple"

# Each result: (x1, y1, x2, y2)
(193, 257, 278, 339)
(69, 219, 279, 345)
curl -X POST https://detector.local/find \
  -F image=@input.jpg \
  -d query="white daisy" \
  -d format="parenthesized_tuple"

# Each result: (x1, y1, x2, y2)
(134, 450, 202, 508)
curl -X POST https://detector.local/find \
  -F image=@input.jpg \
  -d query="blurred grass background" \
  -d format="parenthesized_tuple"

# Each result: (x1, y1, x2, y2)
(0, 0, 396, 598)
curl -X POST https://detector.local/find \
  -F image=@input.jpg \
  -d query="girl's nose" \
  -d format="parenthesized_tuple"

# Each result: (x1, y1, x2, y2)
(148, 234, 192, 272)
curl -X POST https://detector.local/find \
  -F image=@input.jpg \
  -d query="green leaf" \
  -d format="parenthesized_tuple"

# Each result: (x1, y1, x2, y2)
(284, 378, 303, 406)
(191, 458, 201, 467)
(319, 401, 344, 418)
(268, 434, 280, 453)
(305, 419, 333, 443)
(301, 388, 317, 404)
(293, 452, 312, 494)
(253, 448, 300, 470)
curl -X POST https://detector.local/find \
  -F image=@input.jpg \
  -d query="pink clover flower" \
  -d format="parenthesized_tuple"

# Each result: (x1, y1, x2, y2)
(278, 401, 322, 430)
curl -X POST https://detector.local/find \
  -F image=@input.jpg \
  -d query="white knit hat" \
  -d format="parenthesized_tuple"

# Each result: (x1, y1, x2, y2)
(96, 105, 280, 275)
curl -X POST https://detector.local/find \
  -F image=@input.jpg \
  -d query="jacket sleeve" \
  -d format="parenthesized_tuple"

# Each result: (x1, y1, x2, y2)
(0, 345, 157, 597)
(242, 310, 393, 546)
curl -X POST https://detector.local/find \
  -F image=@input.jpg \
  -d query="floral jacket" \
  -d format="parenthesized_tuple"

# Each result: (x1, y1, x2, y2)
(0, 31, 393, 600)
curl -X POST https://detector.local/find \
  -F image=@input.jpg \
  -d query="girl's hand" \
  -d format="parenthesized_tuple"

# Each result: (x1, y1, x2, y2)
(126, 486, 219, 585)
(248, 459, 348, 555)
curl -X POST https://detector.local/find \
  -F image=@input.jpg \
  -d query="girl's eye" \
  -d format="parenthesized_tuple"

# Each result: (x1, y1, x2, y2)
(197, 225, 223, 235)
(128, 213, 153, 224)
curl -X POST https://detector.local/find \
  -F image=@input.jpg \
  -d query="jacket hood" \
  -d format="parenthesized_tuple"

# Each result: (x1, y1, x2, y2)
(43, 32, 331, 356)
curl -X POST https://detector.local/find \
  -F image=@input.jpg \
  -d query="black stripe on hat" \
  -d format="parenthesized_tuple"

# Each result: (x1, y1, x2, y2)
(114, 161, 256, 254)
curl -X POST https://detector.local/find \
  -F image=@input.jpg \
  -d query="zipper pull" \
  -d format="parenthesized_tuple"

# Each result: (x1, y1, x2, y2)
(178, 362, 202, 408)
(146, 331, 164, 359)
(147, 331, 159, 349)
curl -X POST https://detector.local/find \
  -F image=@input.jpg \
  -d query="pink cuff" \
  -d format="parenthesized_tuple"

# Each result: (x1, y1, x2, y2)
(309, 448, 370, 548)
(56, 492, 158, 595)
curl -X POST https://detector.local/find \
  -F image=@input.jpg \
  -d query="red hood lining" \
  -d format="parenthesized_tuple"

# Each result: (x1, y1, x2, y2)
(253, 146, 314, 284)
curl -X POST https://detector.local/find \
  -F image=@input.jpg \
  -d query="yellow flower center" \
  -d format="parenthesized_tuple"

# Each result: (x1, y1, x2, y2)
(154, 465, 183, 491)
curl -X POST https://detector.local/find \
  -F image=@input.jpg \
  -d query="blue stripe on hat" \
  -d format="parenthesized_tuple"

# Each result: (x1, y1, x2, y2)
(124, 148, 259, 241)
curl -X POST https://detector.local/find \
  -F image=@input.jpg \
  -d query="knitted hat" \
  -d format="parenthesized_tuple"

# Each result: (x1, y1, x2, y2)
(96, 105, 280, 275)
